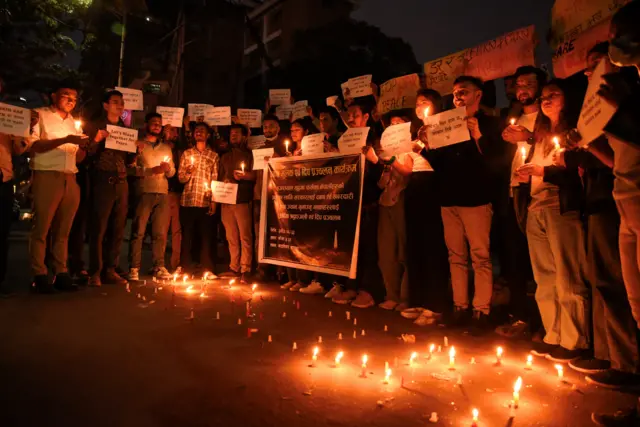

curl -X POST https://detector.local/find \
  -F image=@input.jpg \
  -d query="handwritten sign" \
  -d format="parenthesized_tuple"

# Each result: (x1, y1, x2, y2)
(301, 133, 326, 155)
(207, 106, 231, 126)
(424, 26, 536, 94)
(377, 74, 421, 116)
(115, 87, 143, 111)
(0, 103, 30, 137)
(275, 104, 294, 121)
(248, 135, 267, 150)
(105, 124, 138, 153)
(252, 147, 275, 170)
(338, 127, 369, 154)
(210, 180, 238, 204)
(156, 106, 184, 128)
(577, 58, 618, 146)
(341, 75, 373, 98)
(425, 107, 470, 149)
(291, 101, 309, 121)
(269, 89, 291, 106)
(380, 122, 413, 156)
(552, 19, 612, 78)
(326, 96, 339, 108)
(188, 103, 214, 120)
(237, 109, 262, 128)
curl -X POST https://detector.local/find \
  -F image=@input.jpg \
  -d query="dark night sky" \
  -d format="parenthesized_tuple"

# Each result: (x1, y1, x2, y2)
(352, 0, 556, 67)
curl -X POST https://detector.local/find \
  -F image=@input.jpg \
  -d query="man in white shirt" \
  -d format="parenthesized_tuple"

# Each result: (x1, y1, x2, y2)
(27, 81, 89, 293)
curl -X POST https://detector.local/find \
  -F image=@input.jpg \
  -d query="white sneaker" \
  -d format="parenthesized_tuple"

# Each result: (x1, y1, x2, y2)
(299, 280, 324, 294)
(281, 281, 295, 290)
(351, 290, 375, 308)
(414, 314, 438, 326)
(289, 282, 304, 291)
(154, 266, 172, 280)
(378, 300, 399, 310)
(128, 268, 139, 281)
(401, 307, 426, 319)
(324, 283, 343, 299)
(332, 289, 357, 304)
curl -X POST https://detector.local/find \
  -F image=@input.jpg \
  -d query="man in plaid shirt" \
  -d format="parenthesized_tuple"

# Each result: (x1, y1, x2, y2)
(178, 122, 219, 274)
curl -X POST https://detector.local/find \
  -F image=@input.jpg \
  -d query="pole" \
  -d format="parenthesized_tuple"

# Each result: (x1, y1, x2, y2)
(118, 11, 127, 87)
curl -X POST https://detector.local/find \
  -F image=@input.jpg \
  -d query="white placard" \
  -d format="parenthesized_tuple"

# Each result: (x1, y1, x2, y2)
(326, 96, 339, 107)
(252, 147, 275, 170)
(0, 103, 30, 138)
(380, 122, 413, 156)
(269, 89, 291, 106)
(237, 108, 262, 128)
(577, 58, 618, 147)
(341, 75, 373, 98)
(210, 180, 238, 204)
(248, 135, 267, 150)
(207, 106, 231, 126)
(115, 87, 143, 111)
(156, 106, 184, 128)
(338, 127, 370, 154)
(300, 133, 326, 155)
(425, 107, 471, 149)
(291, 100, 309, 121)
(275, 104, 294, 121)
(188, 103, 214, 120)
(105, 124, 138, 153)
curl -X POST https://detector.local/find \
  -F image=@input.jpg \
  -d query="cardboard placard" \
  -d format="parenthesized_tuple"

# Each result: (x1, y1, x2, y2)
(252, 147, 275, 170)
(377, 74, 421, 116)
(207, 107, 231, 126)
(105, 124, 138, 153)
(210, 180, 238, 204)
(188, 103, 214, 120)
(291, 101, 309, 121)
(577, 58, 618, 146)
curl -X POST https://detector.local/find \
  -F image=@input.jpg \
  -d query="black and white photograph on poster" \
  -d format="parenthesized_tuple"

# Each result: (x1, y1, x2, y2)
(258, 153, 364, 278)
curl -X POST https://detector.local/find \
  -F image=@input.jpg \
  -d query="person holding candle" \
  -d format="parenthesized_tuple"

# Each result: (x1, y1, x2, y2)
(514, 79, 589, 363)
(178, 122, 219, 275)
(127, 113, 175, 281)
(26, 79, 89, 293)
(219, 123, 255, 283)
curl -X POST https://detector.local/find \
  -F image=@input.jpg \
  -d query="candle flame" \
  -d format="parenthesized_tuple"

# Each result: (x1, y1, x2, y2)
(429, 344, 435, 352)
(514, 376, 522, 393)
(335, 351, 344, 364)
(472, 408, 479, 421)
(497, 346, 503, 357)
(313, 347, 319, 357)
(229, 279, 236, 285)
(182, 274, 188, 283)
(185, 285, 194, 293)
(520, 146, 527, 158)
(449, 346, 456, 358)
(553, 136, 560, 150)
(385, 368, 391, 378)
(510, 118, 516, 126)
(362, 354, 368, 366)
(199, 292, 206, 298)
(410, 352, 418, 362)
(173, 273, 178, 282)
(527, 355, 533, 364)
(555, 364, 564, 376)
(423, 106, 430, 119)
(252, 284, 257, 291)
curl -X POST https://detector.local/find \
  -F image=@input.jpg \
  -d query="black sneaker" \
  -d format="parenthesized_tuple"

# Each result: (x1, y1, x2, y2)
(530, 341, 559, 357)
(592, 407, 639, 427)
(569, 357, 611, 374)
(32, 275, 55, 294)
(53, 273, 78, 292)
(447, 307, 471, 328)
(546, 346, 586, 363)
(470, 310, 492, 336)
(586, 369, 640, 391)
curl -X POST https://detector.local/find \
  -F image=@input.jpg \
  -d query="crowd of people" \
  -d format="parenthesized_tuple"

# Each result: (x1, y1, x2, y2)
(2, 2, 640, 424)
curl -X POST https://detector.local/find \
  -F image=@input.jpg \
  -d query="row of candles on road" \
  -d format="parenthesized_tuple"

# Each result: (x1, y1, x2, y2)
(165, 273, 257, 299)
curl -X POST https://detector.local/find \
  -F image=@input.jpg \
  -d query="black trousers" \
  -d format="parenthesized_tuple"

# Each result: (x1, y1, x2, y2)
(89, 175, 128, 275)
(0, 180, 14, 286)
(180, 206, 214, 271)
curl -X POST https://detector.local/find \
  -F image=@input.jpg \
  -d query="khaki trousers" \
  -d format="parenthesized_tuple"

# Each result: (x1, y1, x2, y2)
(617, 196, 640, 331)
(221, 203, 252, 273)
(30, 171, 80, 276)
(441, 204, 493, 314)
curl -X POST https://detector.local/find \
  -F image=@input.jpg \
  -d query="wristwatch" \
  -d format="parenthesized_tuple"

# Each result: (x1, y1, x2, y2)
(384, 156, 396, 166)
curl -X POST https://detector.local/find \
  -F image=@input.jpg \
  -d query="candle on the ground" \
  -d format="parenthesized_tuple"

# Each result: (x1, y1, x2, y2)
(444, 336, 448, 347)
(472, 408, 479, 426)
(216, 311, 220, 320)
(252, 283, 257, 292)
(513, 376, 522, 408)
(383, 368, 391, 384)
(496, 346, 503, 365)
(292, 342, 297, 351)
(229, 279, 236, 285)
(338, 333, 342, 340)
(311, 346, 319, 366)
(449, 346, 456, 370)
(409, 352, 418, 367)
(428, 344, 435, 360)
(329, 311, 332, 317)
(526, 355, 533, 370)
(183, 274, 188, 284)
(335, 351, 343, 367)
(318, 336, 323, 343)
(555, 364, 564, 380)
(173, 273, 178, 283)
(360, 354, 368, 377)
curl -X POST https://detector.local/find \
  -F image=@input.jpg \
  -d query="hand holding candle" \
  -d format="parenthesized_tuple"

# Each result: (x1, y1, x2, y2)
(553, 136, 561, 152)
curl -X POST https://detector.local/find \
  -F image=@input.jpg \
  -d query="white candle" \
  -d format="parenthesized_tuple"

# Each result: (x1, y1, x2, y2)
(361, 354, 368, 377)
(553, 136, 561, 151)
(428, 343, 435, 360)
(241, 162, 245, 174)
(312, 346, 319, 366)
(190, 155, 195, 165)
(555, 364, 564, 380)
(383, 368, 391, 384)
(526, 355, 533, 370)
(74, 120, 82, 133)
(251, 284, 257, 292)
(335, 351, 343, 367)
(285, 139, 290, 153)
(513, 376, 522, 408)
(449, 346, 456, 370)
(496, 346, 503, 365)
(409, 352, 418, 367)
(472, 408, 479, 426)
(520, 146, 527, 163)
(510, 118, 516, 126)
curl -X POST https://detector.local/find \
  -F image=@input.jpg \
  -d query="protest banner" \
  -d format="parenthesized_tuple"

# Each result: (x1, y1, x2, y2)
(425, 107, 471, 149)
(577, 58, 618, 146)
(156, 106, 184, 128)
(377, 74, 421, 116)
(551, 0, 629, 77)
(269, 89, 291, 106)
(326, 96, 339, 107)
(337, 127, 369, 154)
(237, 109, 262, 128)
(341, 75, 373, 98)
(115, 87, 143, 110)
(258, 153, 365, 278)
(248, 135, 267, 150)
(0, 103, 30, 138)
(207, 106, 231, 126)
(291, 101, 309, 121)
(210, 180, 238, 204)
(275, 104, 294, 121)
(252, 147, 275, 170)
(188, 103, 214, 120)
(105, 125, 138, 153)
(301, 133, 326, 155)
(380, 122, 413, 156)
(424, 25, 536, 94)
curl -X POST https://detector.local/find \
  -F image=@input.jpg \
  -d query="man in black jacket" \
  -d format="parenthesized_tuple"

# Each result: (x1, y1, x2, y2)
(416, 75, 501, 333)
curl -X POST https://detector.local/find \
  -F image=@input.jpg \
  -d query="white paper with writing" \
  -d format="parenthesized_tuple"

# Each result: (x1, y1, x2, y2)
(188, 103, 214, 120)
(248, 135, 267, 150)
(337, 127, 369, 154)
(577, 58, 618, 146)
(341, 75, 373, 98)
(105, 125, 138, 153)
(300, 133, 326, 155)
(157, 106, 184, 128)
(208, 106, 231, 126)
(115, 87, 144, 111)
(425, 107, 471, 149)
(381, 122, 413, 156)
(269, 89, 291, 106)
(0, 103, 30, 137)
(326, 96, 339, 107)
(210, 180, 238, 204)
(275, 104, 294, 121)
(252, 147, 275, 170)
(237, 109, 262, 128)
(291, 101, 309, 121)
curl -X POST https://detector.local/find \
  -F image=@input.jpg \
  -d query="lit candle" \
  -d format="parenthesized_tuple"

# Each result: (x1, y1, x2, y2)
(510, 118, 516, 126)
(360, 354, 368, 377)
(185, 285, 194, 294)
(526, 355, 533, 370)
(428, 344, 435, 360)
(229, 279, 236, 286)
(251, 283, 257, 293)
(199, 292, 206, 298)
(383, 368, 391, 384)
(513, 376, 522, 408)
(183, 274, 188, 284)
(285, 139, 290, 153)
(409, 352, 418, 367)
(311, 346, 319, 366)
(472, 408, 479, 426)
(74, 120, 82, 133)
(423, 106, 430, 120)
(173, 273, 177, 283)
(335, 351, 344, 367)
(240, 162, 245, 174)
(555, 364, 564, 380)
(163, 156, 170, 163)
(496, 346, 503, 365)
(449, 346, 456, 370)
(190, 156, 195, 165)
(520, 146, 527, 163)
(553, 136, 561, 151)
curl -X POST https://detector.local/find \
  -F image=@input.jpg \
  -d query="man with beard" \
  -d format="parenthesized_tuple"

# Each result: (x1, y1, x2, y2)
(127, 113, 175, 281)
(497, 66, 547, 338)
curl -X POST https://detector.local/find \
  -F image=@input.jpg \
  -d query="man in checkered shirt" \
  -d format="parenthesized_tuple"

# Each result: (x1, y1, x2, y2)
(178, 122, 219, 274)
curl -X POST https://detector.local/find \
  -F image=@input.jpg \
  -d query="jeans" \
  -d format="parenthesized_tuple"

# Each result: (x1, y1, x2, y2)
(90, 176, 128, 275)
(128, 193, 169, 270)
